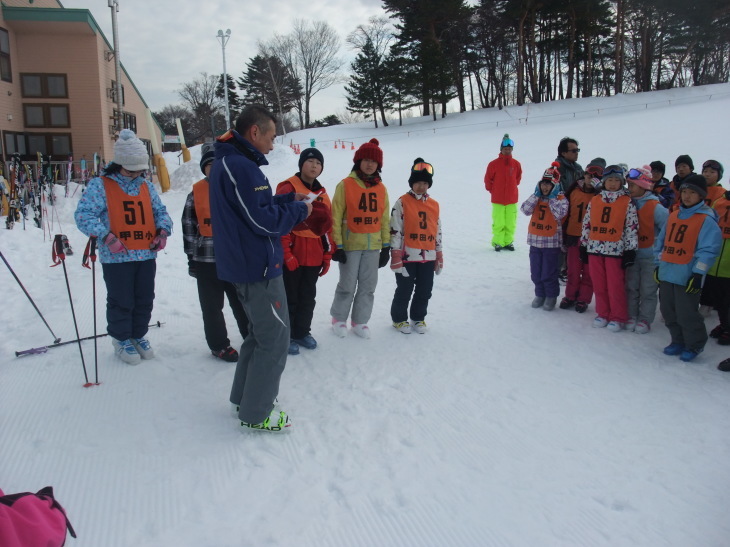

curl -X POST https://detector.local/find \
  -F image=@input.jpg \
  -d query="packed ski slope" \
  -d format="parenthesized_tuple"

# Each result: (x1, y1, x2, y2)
(2, 84, 730, 547)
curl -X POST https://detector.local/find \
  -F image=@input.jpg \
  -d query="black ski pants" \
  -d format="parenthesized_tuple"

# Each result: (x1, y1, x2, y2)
(102, 259, 156, 341)
(390, 261, 435, 323)
(196, 261, 249, 351)
(283, 265, 320, 340)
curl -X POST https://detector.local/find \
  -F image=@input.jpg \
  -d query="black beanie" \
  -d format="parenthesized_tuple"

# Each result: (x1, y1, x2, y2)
(650, 161, 666, 176)
(298, 147, 324, 172)
(199, 143, 215, 175)
(680, 173, 708, 199)
(408, 157, 433, 188)
(675, 154, 694, 171)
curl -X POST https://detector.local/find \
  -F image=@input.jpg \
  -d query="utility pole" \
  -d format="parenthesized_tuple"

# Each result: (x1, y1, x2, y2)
(216, 29, 231, 130)
(109, 0, 123, 135)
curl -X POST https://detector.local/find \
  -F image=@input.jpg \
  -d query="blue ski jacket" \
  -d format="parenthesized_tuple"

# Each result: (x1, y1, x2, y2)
(208, 131, 308, 284)
(74, 173, 173, 264)
(654, 200, 722, 286)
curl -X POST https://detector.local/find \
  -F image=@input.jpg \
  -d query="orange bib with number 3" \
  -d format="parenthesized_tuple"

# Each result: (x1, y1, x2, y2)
(401, 193, 439, 250)
(103, 177, 155, 250)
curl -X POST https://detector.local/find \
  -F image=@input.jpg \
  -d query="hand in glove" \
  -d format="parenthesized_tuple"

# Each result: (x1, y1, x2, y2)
(390, 249, 404, 272)
(150, 229, 168, 251)
(686, 272, 704, 295)
(187, 257, 197, 278)
(621, 249, 636, 269)
(378, 247, 390, 268)
(579, 246, 589, 264)
(284, 252, 299, 271)
(434, 251, 444, 275)
(103, 232, 127, 254)
(319, 255, 331, 277)
(653, 267, 660, 284)
(332, 248, 347, 264)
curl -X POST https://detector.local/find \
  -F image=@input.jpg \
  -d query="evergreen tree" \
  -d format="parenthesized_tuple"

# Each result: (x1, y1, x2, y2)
(344, 37, 394, 128)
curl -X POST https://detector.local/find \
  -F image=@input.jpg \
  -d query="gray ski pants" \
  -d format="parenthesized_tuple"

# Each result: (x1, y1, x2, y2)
(330, 249, 380, 325)
(230, 276, 290, 425)
(625, 253, 659, 324)
(659, 281, 707, 351)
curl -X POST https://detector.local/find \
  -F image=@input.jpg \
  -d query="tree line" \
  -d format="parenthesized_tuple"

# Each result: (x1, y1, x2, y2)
(155, 0, 730, 140)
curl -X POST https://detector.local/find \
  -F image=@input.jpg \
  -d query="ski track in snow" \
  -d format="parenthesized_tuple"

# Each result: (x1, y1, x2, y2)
(2, 84, 730, 546)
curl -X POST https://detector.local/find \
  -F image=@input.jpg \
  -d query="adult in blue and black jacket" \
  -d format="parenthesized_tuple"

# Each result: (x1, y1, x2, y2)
(209, 104, 311, 431)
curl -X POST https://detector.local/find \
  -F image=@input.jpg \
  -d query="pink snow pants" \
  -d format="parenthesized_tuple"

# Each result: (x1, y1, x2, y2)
(565, 245, 593, 304)
(589, 255, 628, 323)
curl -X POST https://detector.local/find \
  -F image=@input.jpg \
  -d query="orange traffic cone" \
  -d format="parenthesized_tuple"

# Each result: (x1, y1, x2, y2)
(341, 141, 345, 149)
(350, 142, 355, 150)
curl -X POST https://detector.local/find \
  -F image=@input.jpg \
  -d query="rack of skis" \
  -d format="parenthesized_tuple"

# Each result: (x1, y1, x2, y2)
(0, 152, 99, 237)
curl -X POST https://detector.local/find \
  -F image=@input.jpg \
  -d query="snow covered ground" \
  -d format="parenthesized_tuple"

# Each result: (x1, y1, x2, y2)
(2, 83, 730, 546)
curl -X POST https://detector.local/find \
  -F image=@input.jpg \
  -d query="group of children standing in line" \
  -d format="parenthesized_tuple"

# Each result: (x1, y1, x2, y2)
(185, 137, 444, 362)
(520, 146, 727, 368)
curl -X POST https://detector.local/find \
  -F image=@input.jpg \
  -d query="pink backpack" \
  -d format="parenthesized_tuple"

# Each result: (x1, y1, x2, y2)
(0, 486, 76, 546)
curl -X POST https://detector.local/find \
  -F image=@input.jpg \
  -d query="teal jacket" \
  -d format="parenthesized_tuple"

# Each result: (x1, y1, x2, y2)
(654, 201, 722, 286)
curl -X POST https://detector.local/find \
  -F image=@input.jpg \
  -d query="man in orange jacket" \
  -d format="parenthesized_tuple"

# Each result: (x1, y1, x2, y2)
(484, 133, 522, 251)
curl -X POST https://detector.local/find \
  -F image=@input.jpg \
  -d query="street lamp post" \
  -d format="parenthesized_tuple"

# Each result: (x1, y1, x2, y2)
(216, 29, 231, 131)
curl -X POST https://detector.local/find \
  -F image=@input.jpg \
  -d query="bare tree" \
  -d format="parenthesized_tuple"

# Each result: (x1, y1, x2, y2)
(177, 72, 224, 139)
(269, 20, 343, 128)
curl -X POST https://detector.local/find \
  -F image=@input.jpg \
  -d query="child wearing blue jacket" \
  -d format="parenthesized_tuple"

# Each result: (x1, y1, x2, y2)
(625, 167, 668, 334)
(74, 129, 173, 365)
(654, 174, 722, 362)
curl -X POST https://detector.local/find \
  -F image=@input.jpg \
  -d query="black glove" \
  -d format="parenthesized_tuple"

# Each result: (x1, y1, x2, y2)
(332, 249, 347, 264)
(378, 247, 390, 268)
(187, 257, 197, 278)
(579, 246, 589, 264)
(621, 249, 636, 269)
(686, 272, 704, 294)
(653, 267, 660, 284)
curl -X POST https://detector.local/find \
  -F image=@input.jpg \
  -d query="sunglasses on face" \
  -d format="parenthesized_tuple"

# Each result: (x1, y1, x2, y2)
(412, 162, 434, 175)
(566, 148, 580, 153)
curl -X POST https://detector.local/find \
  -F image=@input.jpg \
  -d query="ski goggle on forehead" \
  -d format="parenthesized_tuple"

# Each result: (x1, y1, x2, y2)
(627, 169, 645, 180)
(603, 165, 624, 177)
(586, 165, 604, 177)
(412, 162, 434, 175)
(703, 160, 722, 171)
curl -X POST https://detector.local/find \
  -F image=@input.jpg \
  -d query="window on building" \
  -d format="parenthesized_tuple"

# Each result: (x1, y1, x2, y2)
(21, 74, 68, 98)
(7, 132, 72, 160)
(123, 112, 137, 133)
(3, 131, 26, 156)
(23, 104, 70, 128)
(0, 28, 11, 82)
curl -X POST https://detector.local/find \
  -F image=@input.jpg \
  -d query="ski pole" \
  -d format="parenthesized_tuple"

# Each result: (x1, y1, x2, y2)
(52, 234, 91, 387)
(15, 322, 164, 357)
(0, 249, 61, 343)
(82, 236, 99, 384)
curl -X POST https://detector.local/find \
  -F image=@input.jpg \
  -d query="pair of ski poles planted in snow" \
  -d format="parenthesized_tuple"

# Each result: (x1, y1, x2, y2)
(5, 235, 162, 387)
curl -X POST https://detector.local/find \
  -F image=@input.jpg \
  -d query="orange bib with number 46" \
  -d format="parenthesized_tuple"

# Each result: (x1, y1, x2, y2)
(103, 177, 155, 250)
(344, 177, 386, 234)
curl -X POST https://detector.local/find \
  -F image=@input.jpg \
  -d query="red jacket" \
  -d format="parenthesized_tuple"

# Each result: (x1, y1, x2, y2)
(484, 154, 522, 205)
(276, 176, 335, 267)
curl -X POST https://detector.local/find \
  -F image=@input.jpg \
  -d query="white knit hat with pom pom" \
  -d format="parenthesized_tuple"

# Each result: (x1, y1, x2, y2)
(113, 129, 149, 171)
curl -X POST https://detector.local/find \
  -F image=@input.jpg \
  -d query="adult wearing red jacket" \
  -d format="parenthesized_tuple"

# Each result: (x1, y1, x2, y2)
(276, 148, 335, 355)
(484, 133, 522, 251)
